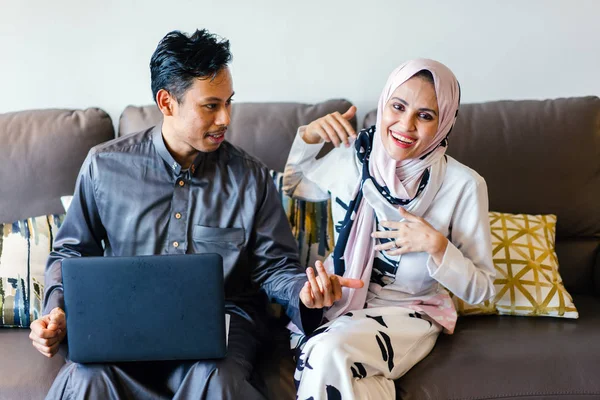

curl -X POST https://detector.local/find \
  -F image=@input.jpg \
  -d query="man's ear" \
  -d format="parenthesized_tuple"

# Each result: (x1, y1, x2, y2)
(156, 89, 176, 117)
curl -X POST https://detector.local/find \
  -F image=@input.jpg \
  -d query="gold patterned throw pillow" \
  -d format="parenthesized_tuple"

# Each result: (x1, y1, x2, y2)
(454, 212, 578, 318)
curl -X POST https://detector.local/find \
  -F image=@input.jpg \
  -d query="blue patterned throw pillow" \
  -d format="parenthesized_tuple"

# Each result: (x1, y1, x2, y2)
(0, 215, 64, 327)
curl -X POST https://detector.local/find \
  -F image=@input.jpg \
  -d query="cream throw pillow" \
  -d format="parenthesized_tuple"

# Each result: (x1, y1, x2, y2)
(454, 212, 578, 319)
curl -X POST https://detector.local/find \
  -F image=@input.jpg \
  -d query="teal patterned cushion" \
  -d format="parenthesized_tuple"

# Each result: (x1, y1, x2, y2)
(270, 171, 334, 269)
(0, 215, 64, 327)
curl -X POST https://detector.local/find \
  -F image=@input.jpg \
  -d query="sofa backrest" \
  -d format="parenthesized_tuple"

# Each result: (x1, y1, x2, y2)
(118, 100, 356, 172)
(364, 96, 600, 295)
(0, 108, 114, 223)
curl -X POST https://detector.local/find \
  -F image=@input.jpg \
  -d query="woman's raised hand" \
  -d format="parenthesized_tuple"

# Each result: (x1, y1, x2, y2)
(301, 106, 357, 147)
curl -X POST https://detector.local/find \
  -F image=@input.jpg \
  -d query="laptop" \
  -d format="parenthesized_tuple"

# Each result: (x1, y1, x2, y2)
(62, 253, 227, 363)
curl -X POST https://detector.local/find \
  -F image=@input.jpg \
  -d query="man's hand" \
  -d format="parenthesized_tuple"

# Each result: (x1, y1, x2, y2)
(301, 106, 357, 147)
(371, 207, 448, 265)
(300, 260, 364, 308)
(29, 307, 67, 358)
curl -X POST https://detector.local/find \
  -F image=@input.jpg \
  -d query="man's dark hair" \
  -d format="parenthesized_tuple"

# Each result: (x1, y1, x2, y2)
(150, 29, 232, 104)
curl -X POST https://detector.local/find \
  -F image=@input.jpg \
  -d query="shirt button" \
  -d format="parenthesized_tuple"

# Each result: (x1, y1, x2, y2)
(178, 180, 185, 187)
(173, 241, 179, 248)
(175, 212, 182, 219)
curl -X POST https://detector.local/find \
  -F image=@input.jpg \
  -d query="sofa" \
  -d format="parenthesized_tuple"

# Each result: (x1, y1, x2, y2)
(0, 96, 598, 400)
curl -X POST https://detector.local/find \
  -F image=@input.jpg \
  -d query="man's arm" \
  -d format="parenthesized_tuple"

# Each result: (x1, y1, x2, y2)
(43, 151, 107, 315)
(249, 168, 324, 335)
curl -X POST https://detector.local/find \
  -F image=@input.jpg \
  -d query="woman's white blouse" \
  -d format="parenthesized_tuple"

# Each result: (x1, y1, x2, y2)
(283, 129, 496, 310)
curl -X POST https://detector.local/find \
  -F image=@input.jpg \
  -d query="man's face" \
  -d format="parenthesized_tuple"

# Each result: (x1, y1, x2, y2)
(163, 67, 234, 158)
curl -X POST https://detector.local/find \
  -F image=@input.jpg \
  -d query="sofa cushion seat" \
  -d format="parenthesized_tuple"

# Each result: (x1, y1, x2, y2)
(396, 294, 600, 400)
(0, 329, 66, 400)
(3, 296, 598, 400)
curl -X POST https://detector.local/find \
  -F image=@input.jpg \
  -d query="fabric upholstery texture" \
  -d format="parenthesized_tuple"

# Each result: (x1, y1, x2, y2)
(0, 108, 114, 223)
(0, 329, 67, 400)
(396, 295, 600, 400)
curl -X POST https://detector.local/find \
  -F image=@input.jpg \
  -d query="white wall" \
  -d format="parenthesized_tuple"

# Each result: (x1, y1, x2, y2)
(1, 0, 598, 127)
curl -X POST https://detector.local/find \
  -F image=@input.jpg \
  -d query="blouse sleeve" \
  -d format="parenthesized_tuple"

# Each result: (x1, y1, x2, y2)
(426, 176, 497, 305)
(283, 126, 357, 201)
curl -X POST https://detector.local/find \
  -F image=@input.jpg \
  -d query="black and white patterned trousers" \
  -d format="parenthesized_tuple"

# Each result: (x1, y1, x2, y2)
(292, 306, 442, 400)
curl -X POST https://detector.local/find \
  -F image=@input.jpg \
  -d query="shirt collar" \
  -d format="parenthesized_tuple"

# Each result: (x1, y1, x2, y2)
(151, 125, 207, 176)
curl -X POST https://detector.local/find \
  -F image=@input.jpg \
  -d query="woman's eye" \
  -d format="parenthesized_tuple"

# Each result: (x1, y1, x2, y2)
(205, 104, 217, 110)
(392, 103, 404, 111)
(419, 113, 433, 121)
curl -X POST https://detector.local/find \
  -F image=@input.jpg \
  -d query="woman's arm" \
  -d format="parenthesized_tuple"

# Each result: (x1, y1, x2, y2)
(282, 127, 331, 201)
(283, 106, 357, 201)
(372, 176, 496, 305)
(425, 177, 496, 305)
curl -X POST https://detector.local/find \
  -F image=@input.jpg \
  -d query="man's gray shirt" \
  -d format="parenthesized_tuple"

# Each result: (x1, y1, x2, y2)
(44, 126, 321, 333)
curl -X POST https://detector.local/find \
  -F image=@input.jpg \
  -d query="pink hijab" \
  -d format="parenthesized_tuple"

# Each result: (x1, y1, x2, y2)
(325, 59, 461, 320)
(371, 59, 461, 199)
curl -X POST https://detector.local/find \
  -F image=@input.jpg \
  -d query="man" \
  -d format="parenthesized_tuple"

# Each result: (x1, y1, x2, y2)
(29, 29, 362, 400)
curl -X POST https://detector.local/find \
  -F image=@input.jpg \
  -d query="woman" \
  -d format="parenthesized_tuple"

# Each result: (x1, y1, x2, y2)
(284, 59, 496, 399)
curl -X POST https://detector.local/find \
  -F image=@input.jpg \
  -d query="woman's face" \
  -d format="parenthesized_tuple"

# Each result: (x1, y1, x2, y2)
(380, 75, 440, 162)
